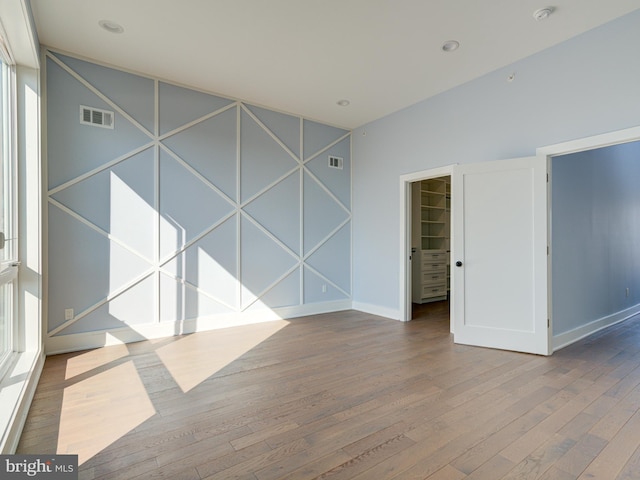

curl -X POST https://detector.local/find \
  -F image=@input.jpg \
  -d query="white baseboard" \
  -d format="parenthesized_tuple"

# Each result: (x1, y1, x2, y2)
(45, 300, 352, 355)
(351, 301, 401, 321)
(0, 350, 45, 453)
(552, 303, 640, 352)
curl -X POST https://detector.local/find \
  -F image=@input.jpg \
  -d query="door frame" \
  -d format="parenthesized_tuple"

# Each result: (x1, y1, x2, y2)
(399, 165, 455, 324)
(538, 124, 640, 352)
(398, 125, 640, 346)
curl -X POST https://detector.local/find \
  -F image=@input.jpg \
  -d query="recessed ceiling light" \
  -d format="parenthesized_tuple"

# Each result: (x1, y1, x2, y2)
(337, 99, 350, 107)
(533, 7, 554, 21)
(442, 40, 460, 53)
(98, 20, 124, 34)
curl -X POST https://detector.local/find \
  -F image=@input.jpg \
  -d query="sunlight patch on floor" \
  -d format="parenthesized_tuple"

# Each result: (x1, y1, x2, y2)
(156, 320, 289, 393)
(57, 361, 155, 464)
(63, 344, 130, 380)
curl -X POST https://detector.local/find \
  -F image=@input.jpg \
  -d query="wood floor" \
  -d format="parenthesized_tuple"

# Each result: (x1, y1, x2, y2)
(17, 302, 640, 479)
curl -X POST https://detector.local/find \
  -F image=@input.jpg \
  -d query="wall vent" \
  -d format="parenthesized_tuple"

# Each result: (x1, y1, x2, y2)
(80, 105, 114, 129)
(328, 155, 343, 170)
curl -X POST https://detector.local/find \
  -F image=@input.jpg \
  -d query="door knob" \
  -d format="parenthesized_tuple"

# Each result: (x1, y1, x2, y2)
(455, 261, 463, 267)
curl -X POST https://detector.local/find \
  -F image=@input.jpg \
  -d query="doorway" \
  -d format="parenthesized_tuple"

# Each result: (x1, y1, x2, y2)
(539, 125, 640, 352)
(401, 157, 549, 356)
(399, 165, 454, 325)
(410, 176, 451, 320)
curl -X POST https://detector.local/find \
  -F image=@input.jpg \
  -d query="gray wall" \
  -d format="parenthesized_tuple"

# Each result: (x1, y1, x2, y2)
(552, 141, 640, 335)
(351, 10, 640, 317)
(45, 51, 351, 347)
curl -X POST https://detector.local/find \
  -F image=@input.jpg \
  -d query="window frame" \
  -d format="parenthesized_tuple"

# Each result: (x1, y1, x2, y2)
(0, 52, 18, 381)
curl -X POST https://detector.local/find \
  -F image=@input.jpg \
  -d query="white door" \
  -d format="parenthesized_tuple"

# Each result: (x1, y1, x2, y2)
(452, 156, 549, 355)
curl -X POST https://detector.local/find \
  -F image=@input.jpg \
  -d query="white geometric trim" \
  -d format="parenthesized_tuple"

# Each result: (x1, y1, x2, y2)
(48, 197, 155, 264)
(240, 209, 300, 261)
(303, 132, 351, 163)
(303, 263, 350, 298)
(46, 51, 154, 139)
(47, 142, 155, 196)
(240, 263, 301, 311)
(158, 101, 238, 142)
(158, 210, 238, 267)
(157, 271, 237, 312)
(236, 104, 242, 314)
(241, 103, 300, 163)
(159, 142, 237, 206)
(48, 270, 155, 336)
(303, 217, 350, 261)
(240, 165, 300, 208)
(154, 79, 160, 137)
(299, 118, 305, 304)
(43, 47, 354, 350)
(303, 167, 351, 214)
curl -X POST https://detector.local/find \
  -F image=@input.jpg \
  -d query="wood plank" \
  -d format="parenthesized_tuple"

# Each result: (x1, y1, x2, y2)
(578, 409, 640, 479)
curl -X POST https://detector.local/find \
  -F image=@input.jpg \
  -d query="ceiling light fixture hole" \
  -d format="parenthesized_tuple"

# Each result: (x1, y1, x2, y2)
(442, 40, 460, 53)
(337, 99, 350, 107)
(533, 7, 554, 21)
(99, 20, 124, 34)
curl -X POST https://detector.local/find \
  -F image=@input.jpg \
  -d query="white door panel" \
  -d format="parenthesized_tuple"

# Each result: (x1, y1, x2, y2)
(452, 156, 549, 355)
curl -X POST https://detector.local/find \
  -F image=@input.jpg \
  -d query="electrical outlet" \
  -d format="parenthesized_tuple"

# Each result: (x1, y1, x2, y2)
(322, 284, 327, 293)
(64, 308, 74, 321)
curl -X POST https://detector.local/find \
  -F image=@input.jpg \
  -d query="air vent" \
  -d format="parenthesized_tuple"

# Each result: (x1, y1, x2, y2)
(80, 105, 114, 129)
(328, 155, 343, 170)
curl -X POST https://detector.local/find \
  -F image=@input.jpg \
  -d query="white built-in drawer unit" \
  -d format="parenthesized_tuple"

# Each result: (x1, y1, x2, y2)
(421, 284, 447, 298)
(421, 251, 447, 265)
(422, 271, 447, 285)
(413, 249, 448, 303)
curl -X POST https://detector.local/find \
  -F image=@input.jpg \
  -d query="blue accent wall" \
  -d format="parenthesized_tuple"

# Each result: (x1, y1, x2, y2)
(552, 140, 640, 335)
(45, 51, 351, 343)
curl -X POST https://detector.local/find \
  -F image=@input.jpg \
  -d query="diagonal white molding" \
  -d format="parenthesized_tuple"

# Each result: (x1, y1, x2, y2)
(157, 271, 237, 312)
(158, 101, 238, 142)
(303, 167, 351, 215)
(240, 167, 300, 209)
(158, 210, 237, 267)
(241, 263, 301, 311)
(159, 142, 237, 207)
(47, 270, 155, 337)
(303, 217, 351, 261)
(48, 197, 155, 264)
(303, 263, 350, 298)
(47, 52, 155, 139)
(240, 209, 299, 261)
(241, 103, 301, 164)
(304, 132, 351, 164)
(47, 143, 155, 196)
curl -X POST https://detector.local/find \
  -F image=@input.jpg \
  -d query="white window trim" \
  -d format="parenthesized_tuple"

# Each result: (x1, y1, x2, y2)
(0, 3, 43, 451)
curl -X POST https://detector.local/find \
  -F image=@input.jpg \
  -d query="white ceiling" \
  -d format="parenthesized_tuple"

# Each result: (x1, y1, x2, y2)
(30, 0, 640, 129)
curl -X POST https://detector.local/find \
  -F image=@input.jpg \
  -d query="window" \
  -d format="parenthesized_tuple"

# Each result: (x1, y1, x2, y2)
(0, 55, 17, 379)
